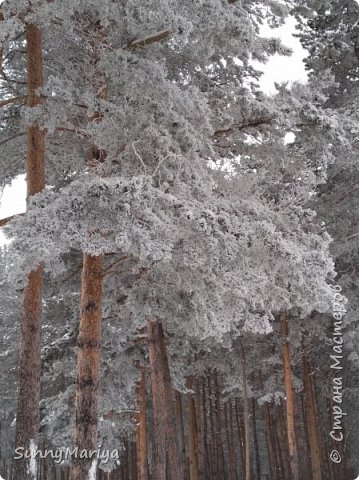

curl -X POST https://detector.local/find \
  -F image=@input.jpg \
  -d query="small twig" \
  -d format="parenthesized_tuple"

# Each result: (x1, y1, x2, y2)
(152, 154, 170, 177)
(104, 255, 130, 273)
(132, 141, 147, 171)
(0, 131, 26, 147)
(63, 264, 83, 282)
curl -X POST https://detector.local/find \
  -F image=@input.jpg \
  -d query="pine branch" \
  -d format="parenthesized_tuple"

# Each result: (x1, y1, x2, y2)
(212, 117, 274, 140)
(127, 29, 172, 50)
(0, 131, 26, 147)
(0, 213, 24, 227)
(0, 96, 24, 108)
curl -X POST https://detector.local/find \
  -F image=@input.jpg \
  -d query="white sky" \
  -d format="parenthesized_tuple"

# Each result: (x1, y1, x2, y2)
(0, 16, 308, 245)
(254, 16, 308, 94)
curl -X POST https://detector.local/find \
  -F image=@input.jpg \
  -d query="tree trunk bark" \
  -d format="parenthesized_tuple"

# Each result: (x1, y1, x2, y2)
(263, 403, 276, 480)
(69, 254, 103, 480)
(123, 438, 129, 480)
(201, 378, 210, 480)
(136, 367, 148, 480)
(213, 371, 225, 480)
(303, 356, 322, 480)
(240, 340, 251, 480)
(188, 379, 199, 480)
(251, 398, 261, 480)
(224, 402, 237, 480)
(234, 399, 246, 480)
(13, 23, 46, 480)
(147, 320, 183, 480)
(208, 373, 216, 480)
(175, 391, 188, 480)
(195, 378, 205, 480)
(281, 313, 300, 480)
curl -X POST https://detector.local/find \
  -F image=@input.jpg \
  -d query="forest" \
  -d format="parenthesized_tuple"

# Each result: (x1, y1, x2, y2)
(0, 1, 358, 479)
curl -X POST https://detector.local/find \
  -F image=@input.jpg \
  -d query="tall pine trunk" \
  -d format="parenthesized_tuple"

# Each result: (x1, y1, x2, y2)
(70, 24, 108, 480)
(213, 371, 225, 480)
(281, 313, 300, 480)
(147, 320, 183, 480)
(188, 379, 199, 480)
(251, 398, 261, 480)
(136, 367, 148, 480)
(303, 356, 322, 480)
(224, 402, 237, 480)
(240, 340, 251, 480)
(69, 255, 103, 480)
(195, 378, 205, 480)
(13, 23, 46, 480)
(175, 391, 188, 480)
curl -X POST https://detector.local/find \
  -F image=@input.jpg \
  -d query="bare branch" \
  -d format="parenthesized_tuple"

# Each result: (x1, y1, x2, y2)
(212, 117, 274, 140)
(104, 255, 130, 273)
(0, 213, 24, 227)
(127, 29, 172, 50)
(0, 131, 26, 147)
(0, 96, 24, 108)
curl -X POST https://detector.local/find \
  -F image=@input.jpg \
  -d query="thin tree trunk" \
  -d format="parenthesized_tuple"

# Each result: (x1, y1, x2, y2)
(13, 23, 46, 480)
(303, 356, 322, 480)
(263, 403, 276, 480)
(273, 411, 287, 480)
(175, 391, 188, 480)
(132, 440, 138, 480)
(208, 373, 216, 480)
(123, 438, 129, 480)
(201, 378, 210, 480)
(234, 399, 245, 480)
(188, 379, 199, 480)
(240, 340, 251, 480)
(281, 313, 300, 480)
(195, 378, 205, 480)
(224, 402, 237, 480)
(213, 371, 225, 480)
(251, 398, 261, 480)
(136, 367, 148, 480)
(147, 320, 183, 480)
(69, 255, 104, 480)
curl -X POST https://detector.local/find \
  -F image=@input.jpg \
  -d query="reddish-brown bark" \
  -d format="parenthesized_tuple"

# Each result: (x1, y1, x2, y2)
(13, 23, 46, 480)
(69, 255, 104, 480)
(147, 320, 183, 480)
(136, 367, 148, 480)
(281, 314, 299, 480)
(303, 356, 322, 480)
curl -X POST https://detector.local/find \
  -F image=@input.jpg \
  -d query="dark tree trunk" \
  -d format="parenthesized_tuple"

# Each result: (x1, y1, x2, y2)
(303, 356, 322, 480)
(252, 398, 261, 480)
(224, 402, 237, 480)
(175, 391, 188, 480)
(136, 367, 148, 480)
(234, 399, 246, 480)
(147, 320, 183, 480)
(188, 378, 199, 480)
(213, 371, 225, 480)
(281, 314, 300, 480)
(240, 340, 251, 480)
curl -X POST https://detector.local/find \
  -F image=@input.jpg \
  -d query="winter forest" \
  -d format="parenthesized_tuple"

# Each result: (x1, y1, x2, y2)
(0, 0, 359, 479)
